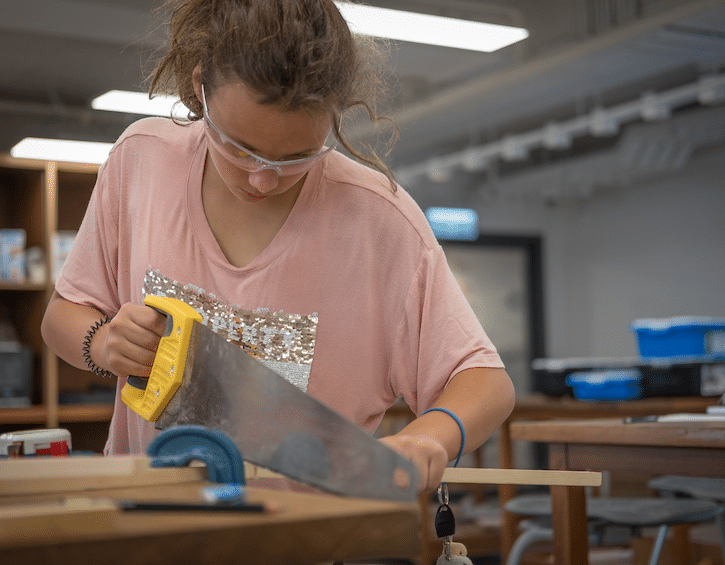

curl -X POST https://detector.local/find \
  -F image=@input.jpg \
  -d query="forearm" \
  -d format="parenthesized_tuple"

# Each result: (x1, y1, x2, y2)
(401, 367, 515, 463)
(41, 290, 110, 372)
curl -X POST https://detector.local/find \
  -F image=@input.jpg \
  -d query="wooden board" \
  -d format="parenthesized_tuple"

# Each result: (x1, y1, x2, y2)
(0, 455, 206, 497)
(0, 498, 118, 539)
(442, 467, 601, 486)
(247, 463, 601, 487)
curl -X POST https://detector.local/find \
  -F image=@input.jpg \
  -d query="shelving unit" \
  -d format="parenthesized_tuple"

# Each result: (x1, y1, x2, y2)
(0, 155, 112, 452)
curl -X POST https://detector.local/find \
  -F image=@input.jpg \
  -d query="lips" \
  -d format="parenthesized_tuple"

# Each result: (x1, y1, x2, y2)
(238, 187, 268, 201)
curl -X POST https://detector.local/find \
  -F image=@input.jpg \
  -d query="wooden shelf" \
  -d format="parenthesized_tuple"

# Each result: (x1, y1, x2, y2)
(0, 154, 103, 433)
(0, 282, 48, 291)
(0, 406, 48, 425)
(0, 404, 114, 426)
(57, 403, 115, 423)
(0, 154, 99, 174)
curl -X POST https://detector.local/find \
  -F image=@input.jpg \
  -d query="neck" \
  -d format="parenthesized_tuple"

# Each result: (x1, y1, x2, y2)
(204, 158, 305, 220)
(200, 156, 307, 267)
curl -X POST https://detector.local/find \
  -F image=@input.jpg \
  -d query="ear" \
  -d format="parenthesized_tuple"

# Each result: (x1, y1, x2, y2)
(192, 64, 203, 106)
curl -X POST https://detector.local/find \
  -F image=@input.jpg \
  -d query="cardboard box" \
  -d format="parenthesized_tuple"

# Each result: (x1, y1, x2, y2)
(51, 230, 77, 281)
(0, 229, 26, 283)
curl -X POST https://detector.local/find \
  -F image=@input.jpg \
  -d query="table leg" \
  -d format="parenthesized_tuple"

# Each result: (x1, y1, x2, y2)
(498, 419, 520, 562)
(548, 444, 588, 565)
(551, 484, 589, 565)
(671, 524, 692, 565)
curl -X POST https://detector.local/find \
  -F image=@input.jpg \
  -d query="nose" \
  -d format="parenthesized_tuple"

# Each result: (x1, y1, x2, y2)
(247, 169, 279, 193)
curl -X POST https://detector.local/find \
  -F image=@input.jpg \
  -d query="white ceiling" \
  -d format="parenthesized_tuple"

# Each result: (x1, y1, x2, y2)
(1, 0, 724, 202)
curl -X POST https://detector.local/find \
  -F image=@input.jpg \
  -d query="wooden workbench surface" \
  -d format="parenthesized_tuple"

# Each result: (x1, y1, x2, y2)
(0, 456, 420, 565)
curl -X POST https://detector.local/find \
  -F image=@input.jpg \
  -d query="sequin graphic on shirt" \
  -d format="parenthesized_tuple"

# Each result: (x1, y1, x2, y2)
(143, 268, 317, 392)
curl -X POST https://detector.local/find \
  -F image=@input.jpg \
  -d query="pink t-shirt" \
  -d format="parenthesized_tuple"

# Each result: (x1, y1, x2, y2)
(56, 118, 503, 456)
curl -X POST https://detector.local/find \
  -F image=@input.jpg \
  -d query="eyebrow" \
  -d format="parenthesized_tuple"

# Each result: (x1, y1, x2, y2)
(204, 87, 324, 160)
(211, 110, 322, 159)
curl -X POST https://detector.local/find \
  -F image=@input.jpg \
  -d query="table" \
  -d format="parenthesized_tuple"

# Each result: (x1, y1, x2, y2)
(509, 417, 725, 565)
(496, 394, 715, 559)
(0, 455, 421, 565)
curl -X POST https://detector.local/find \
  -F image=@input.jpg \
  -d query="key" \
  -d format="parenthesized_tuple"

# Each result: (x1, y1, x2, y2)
(434, 503, 456, 538)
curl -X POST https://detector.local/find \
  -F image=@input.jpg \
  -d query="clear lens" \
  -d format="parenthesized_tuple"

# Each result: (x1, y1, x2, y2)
(205, 125, 327, 176)
(201, 83, 335, 177)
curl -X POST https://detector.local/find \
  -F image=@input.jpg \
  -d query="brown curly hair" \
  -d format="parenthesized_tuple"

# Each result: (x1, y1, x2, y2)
(148, 0, 397, 190)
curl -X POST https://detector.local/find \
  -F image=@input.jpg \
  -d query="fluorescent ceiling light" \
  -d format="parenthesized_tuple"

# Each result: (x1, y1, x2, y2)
(11, 138, 113, 164)
(334, 1, 528, 52)
(92, 90, 188, 117)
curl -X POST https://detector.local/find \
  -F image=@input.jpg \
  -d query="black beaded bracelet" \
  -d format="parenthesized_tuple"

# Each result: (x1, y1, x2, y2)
(81, 317, 115, 378)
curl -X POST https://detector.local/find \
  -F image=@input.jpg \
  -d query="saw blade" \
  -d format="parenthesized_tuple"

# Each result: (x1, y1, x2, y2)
(152, 320, 418, 501)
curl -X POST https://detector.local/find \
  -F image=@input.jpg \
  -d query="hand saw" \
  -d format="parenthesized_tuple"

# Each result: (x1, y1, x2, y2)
(121, 295, 418, 501)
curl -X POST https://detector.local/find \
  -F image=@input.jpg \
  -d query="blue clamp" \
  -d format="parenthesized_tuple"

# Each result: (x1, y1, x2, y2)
(147, 426, 245, 484)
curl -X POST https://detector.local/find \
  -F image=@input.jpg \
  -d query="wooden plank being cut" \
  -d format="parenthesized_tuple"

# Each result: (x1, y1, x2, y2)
(245, 464, 602, 487)
(443, 467, 601, 487)
(0, 455, 206, 497)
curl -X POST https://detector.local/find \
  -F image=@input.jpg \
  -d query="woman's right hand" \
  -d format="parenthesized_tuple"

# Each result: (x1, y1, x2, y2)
(92, 302, 167, 378)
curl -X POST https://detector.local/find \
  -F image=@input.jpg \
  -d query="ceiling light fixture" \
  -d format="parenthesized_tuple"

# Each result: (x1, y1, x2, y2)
(91, 90, 189, 117)
(500, 136, 529, 161)
(589, 107, 620, 137)
(426, 158, 453, 182)
(10, 138, 113, 164)
(640, 92, 671, 122)
(460, 147, 489, 172)
(697, 75, 725, 105)
(395, 72, 725, 184)
(542, 123, 572, 150)
(333, 1, 528, 53)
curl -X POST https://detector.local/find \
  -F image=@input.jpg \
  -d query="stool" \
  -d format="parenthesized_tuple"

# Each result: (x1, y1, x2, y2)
(648, 476, 725, 562)
(504, 493, 723, 565)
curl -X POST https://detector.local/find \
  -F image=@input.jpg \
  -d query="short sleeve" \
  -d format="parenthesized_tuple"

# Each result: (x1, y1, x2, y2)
(54, 158, 121, 316)
(389, 245, 504, 416)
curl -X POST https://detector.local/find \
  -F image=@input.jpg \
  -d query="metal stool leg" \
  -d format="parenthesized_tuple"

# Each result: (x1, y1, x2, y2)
(647, 525, 669, 565)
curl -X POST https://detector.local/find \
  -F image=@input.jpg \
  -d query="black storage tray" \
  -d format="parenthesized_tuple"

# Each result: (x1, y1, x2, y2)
(532, 355, 725, 398)
(0, 346, 33, 406)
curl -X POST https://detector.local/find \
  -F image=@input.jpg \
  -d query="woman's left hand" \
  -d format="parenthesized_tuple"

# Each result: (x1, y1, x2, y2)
(379, 434, 449, 492)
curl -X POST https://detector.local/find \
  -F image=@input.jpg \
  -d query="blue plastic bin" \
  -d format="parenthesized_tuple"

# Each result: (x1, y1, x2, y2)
(631, 317, 725, 358)
(566, 370, 642, 401)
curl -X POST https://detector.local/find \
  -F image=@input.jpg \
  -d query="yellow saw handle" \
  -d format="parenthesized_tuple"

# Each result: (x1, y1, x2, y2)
(121, 295, 202, 421)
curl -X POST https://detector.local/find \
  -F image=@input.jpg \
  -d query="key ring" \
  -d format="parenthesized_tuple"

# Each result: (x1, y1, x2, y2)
(437, 482, 449, 506)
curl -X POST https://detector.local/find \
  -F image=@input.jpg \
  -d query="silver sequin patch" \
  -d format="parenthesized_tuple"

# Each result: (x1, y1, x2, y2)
(143, 267, 317, 392)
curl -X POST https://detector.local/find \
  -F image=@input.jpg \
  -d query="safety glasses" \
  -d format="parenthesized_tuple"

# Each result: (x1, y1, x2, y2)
(201, 83, 336, 176)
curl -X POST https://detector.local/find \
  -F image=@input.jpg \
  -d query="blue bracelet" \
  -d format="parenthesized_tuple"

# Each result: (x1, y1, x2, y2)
(421, 407, 465, 468)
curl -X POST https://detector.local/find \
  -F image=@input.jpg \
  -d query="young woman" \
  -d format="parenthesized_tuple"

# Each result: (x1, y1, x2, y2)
(41, 0, 514, 491)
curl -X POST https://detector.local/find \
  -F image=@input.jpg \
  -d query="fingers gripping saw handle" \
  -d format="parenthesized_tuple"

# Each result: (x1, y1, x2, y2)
(121, 296, 202, 421)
